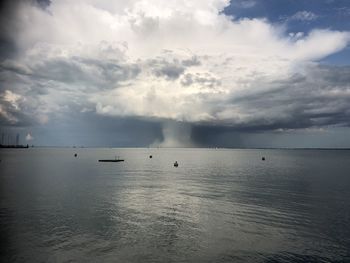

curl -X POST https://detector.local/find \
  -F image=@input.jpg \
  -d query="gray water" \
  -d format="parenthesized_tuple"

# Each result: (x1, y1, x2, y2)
(1, 148, 350, 262)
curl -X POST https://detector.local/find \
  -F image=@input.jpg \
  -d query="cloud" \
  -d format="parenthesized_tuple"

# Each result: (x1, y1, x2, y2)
(289, 11, 318, 21)
(149, 58, 186, 80)
(180, 72, 221, 88)
(230, 0, 256, 9)
(0, 90, 28, 125)
(290, 30, 350, 60)
(0, 41, 140, 89)
(223, 64, 350, 131)
(0, 0, 350, 146)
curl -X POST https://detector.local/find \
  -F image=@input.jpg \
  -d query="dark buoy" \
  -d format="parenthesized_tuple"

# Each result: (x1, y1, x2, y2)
(174, 161, 178, 167)
(262, 157, 265, 161)
(74, 153, 77, 157)
(149, 155, 152, 158)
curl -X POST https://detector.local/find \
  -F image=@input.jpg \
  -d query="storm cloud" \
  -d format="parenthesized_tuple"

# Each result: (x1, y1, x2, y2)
(1, 0, 350, 147)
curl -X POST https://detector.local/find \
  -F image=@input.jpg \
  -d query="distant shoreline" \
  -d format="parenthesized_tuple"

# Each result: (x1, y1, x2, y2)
(1, 146, 349, 150)
(0, 145, 29, 149)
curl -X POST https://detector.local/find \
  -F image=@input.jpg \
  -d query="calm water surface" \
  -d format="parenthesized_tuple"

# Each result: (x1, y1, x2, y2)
(1, 148, 350, 262)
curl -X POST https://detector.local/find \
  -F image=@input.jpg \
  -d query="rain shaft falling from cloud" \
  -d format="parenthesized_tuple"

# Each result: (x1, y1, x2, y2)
(151, 121, 194, 147)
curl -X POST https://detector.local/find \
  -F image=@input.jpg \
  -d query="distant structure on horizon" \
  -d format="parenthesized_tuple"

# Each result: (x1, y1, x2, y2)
(0, 132, 28, 149)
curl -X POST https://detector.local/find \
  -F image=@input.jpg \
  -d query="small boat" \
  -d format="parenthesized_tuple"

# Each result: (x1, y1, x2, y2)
(174, 161, 178, 167)
(262, 157, 265, 161)
(99, 156, 124, 162)
(99, 159, 124, 162)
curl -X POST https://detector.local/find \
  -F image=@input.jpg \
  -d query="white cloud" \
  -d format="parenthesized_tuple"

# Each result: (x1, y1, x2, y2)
(291, 29, 350, 61)
(289, 11, 318, 21)
(2, 90, 22, 110)
(0, 90, 23, 124)
(1, 0, 350, 133)
(239, 0, 256, 9)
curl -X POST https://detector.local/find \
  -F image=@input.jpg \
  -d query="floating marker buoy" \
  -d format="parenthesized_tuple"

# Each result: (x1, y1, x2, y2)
(262, 157, 265, 161)
(174, 161, 178, 167)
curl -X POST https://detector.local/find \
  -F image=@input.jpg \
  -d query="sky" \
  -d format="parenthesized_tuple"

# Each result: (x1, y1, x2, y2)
(0, 0, 350, 148)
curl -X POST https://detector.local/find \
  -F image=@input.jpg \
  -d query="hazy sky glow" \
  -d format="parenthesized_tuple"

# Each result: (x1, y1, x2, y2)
(1, 0, 350, 147)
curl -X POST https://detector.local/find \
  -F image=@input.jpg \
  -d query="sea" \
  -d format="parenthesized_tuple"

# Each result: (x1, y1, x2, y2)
(1, 148, 350, 262)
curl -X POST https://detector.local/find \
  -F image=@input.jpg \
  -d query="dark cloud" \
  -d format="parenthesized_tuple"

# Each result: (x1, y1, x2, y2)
(150, 59, 186, 80)
(36, 0, 51, 10)
(181, 56, 201, 67)
(0, 0, 51, 39)
(1, 0, 350, 147)
(317, 65, 350, 84)
(0, 94, 37, 127)
(2, 61, 350, 141)
(74, 57, 141, 86)
(0, 111, 34, 127)
(180, 72, 221, 88)
(195, 64, 350, 134)
(0, 0, 20, 60)
(149, 56, 202, 80)
(0, 57, 141, 90)
(0, 38, 17, 61)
